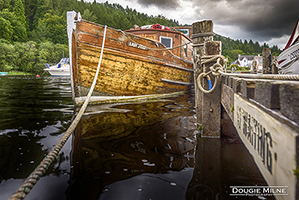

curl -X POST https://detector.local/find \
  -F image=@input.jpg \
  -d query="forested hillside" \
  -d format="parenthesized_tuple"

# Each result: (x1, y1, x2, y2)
(214, 35, 281, 63)
(0, 0, 281, 73)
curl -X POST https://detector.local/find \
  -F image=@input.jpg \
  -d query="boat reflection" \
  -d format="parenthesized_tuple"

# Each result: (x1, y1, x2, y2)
(68, 100, 197, 200)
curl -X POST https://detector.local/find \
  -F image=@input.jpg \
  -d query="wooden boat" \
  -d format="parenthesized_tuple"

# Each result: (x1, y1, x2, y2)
(66, 11, 193, 105)
(278, 20, 299, 74)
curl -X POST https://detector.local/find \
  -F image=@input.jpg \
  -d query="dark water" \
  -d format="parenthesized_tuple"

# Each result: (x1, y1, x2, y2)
(0, 76, 272, 200)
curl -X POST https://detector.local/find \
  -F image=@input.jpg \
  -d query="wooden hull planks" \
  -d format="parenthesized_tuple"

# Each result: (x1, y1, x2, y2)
(75, 43, 192, 96)
(68, 12, 193, 104)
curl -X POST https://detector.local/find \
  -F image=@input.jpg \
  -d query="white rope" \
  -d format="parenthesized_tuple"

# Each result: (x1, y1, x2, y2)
(220, 72, 299, 80)
(9, 25, 108, 200)
(196, 54, 299, 94)
(196, 55, 225, 93)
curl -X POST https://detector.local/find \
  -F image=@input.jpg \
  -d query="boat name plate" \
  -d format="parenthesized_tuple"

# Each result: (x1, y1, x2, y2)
(290, 47, 299, 61)
(126, 41, 148, 50)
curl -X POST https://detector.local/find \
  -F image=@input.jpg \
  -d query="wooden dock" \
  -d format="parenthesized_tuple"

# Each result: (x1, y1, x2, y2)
(192, 20, 299, 199)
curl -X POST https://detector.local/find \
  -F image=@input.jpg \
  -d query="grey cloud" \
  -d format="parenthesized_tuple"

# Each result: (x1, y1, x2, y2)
(136, 0, 298, 42)
(193, 0, 299, 41)
(137, 0, 180, 9)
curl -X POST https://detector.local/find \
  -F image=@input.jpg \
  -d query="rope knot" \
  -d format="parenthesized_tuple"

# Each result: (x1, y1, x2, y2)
(196, 55, 225, 93)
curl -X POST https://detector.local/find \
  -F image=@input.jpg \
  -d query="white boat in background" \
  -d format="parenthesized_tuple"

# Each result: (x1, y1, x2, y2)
(0, 72, 8, 76)
(278, 20, 299, 74)
(44, 58, 70, 76)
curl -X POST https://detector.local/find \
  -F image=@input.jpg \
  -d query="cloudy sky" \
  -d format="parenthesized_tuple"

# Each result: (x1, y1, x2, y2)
(92, 0, 298, 49)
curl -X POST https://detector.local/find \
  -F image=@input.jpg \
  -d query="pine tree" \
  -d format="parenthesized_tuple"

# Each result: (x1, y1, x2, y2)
(0, 0, 12, 10)
(32, 0, 45, 30)
(24, 0, 38, 31)
(13, 0, 28, 40)
(0, 17, 13, 42)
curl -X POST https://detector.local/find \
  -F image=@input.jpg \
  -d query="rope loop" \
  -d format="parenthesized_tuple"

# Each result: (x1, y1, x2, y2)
(196, 55, 225, 93)
(197, 73, 219, 93)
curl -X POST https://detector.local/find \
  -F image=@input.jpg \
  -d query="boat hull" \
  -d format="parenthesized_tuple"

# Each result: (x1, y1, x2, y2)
(278, 42, 299, 74)
(68, 14, 193, 104)
(44, 66, 70, 77)
(0, 72, 8, 76)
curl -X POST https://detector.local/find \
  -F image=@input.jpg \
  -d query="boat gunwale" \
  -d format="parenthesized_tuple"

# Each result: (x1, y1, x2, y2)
(76, 20, 193, 64)
(79, 19, 192, 42)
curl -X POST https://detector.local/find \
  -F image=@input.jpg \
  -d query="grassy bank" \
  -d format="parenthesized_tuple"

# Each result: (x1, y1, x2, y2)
(7, 71, 35, 75)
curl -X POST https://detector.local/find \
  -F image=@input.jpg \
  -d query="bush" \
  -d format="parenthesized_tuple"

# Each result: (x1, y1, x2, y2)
(0, 41, 15, 71)
(0, 40, 69, 74)
(228, 64, 239, 70)
(228, 64, 251, 71)
(14, 41, 37, 72)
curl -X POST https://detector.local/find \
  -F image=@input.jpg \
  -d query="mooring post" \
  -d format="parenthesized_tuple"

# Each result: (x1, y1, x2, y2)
(192, 20, 222, 137)
(262, 47, 272, 74)
(271, 55, 279, 74)
(189, 22, 221, 199)
(192, 21, 214, 125)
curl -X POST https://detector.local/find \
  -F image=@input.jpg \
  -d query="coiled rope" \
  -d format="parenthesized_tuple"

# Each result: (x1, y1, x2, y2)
(9, 25, 108, 200)
(196, 55, 299, 93)
(196, 55, 225, 93)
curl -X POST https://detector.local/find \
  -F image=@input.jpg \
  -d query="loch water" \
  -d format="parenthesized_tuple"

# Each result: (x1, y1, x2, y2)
(0, 76, 272, 200)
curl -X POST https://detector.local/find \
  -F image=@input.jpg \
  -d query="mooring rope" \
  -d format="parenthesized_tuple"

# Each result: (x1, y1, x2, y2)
(220, 72, 299, 80)
(196, 55, 225, 93)
(9, 25, 108, 200)
(196, 54, 299, 93)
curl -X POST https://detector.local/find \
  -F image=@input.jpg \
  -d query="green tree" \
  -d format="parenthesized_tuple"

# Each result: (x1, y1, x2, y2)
(0, 9, 27, 42)
(271, 45, 281, 56)
(0, 17, 13, 41)
(225, 49, 245, 63)
(13, 0, 28, 37)
(82, 9, 96, 22)
(214, 34, 281, 64)
(0, 0, 12, 10)
(35, 42, 67, 73)
(14, 41, 38, 72)
(0, 39, 15, 71)
(253, 41, 261, 53)
(33, 13, 67, 44)
(37, 41, 55, 64)
(24, 0, 38, 31)
(32, 0, 46, 30)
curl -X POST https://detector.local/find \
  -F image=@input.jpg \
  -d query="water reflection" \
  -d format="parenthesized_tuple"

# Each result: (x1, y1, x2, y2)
(0, 76, 73, 200)
(0, 76, 274, 200)
(68, 93, 274, 200)
(68, 95, 197, 200)
(0, 76, 73, 132)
